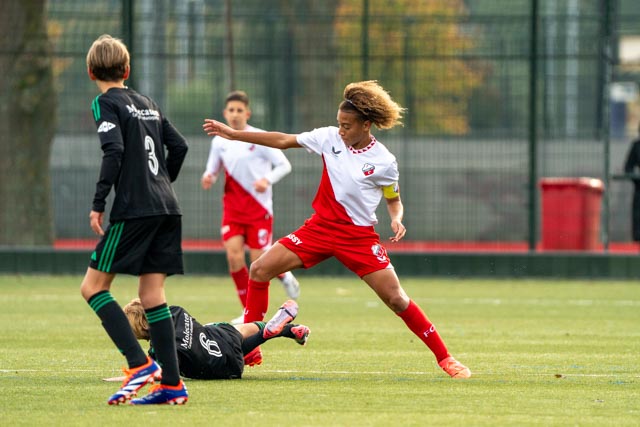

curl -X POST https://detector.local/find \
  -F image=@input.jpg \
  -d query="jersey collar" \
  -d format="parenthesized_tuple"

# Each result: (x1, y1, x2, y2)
(348, 135, 377, 154)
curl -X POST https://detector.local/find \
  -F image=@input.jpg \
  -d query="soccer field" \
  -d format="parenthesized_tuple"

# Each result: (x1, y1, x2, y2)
(0, 275, 638, 426)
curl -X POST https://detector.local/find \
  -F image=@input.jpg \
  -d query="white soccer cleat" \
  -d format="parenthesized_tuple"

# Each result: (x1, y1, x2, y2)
(278, 271, 300, 300)
(230, 313, 245, 325)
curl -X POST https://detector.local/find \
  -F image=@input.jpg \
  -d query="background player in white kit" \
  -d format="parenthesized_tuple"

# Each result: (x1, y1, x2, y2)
(203, 81, 471, 378)
(201, 91, 299, 325)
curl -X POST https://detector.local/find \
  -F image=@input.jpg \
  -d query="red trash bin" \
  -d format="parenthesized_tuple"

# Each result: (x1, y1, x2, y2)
(539, 177, 604, 251)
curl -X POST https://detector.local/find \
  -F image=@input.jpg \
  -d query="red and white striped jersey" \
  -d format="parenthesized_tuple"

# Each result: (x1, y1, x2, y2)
(203, 125, 291, 223)
(296, 126, 399, 227)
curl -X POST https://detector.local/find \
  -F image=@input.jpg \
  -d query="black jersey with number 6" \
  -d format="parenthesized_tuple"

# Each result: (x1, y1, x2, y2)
(149, 306, 244, 380)
(91, 87, 188, 221)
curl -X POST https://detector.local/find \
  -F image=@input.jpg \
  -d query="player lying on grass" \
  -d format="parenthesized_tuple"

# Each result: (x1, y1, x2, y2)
(123, 299, 309, 380)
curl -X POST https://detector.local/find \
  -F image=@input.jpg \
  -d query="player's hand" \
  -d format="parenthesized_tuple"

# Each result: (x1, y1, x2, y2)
(201, 173, 216, 190)
(203, 119, 234, 139)
(90, 210, 105, 236)
(389, 219, 406, 242)
(253, 177, 270, 193)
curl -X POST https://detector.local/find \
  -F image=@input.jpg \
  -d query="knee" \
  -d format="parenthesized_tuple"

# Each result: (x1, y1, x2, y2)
(80, 268, 112, 301)
(386, 292, 410, 313)
(249, 259, 272, 282)
(79, 281, 92, 301)
(80, 279, 104, 302)
(226, 250, 245, 268)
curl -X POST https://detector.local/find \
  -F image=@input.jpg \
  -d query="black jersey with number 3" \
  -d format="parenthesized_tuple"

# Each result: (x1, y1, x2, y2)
(91, 87, 188, 221)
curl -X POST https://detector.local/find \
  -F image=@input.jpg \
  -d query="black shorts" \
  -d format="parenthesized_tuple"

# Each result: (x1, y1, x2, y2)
(89, 215, 183, 276)
(180, 323, 244, 380)
(206, 323, 244, 379)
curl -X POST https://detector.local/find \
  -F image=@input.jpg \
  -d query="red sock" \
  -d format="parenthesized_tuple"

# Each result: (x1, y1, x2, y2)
(397, 300, 450, 362)
(243, 279, 270, 322)
(230, 267, 249, 307)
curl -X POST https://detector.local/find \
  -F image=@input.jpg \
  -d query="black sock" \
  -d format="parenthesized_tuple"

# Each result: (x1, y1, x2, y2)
(145, 304, 180, 386)
(87, 291, 147, 368)
(278, 324, 296, 339)
(240, 321, 265, 355)
(241, 322, 297, 355)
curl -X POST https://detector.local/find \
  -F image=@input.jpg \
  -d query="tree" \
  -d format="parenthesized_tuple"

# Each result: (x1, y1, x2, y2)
(0, 1, 56, 245)
(225, 0, 341, 131)
(335, 0, 483, 135)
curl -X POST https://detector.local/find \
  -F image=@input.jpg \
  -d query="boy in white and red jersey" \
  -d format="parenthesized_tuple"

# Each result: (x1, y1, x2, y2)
(201, 91, 299, 327)
(203, 81, 471, 379)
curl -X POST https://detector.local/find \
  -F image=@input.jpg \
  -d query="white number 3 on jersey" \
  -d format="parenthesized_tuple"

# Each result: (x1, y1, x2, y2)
(144, 135, 159, 175)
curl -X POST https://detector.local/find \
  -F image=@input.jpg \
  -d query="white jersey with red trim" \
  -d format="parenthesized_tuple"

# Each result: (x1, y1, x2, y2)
(203, 125, 291, 223)
(296, 126, 399, 227)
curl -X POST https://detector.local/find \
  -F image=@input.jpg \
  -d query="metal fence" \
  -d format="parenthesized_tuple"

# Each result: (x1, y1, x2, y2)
(7, 0, 640, 250)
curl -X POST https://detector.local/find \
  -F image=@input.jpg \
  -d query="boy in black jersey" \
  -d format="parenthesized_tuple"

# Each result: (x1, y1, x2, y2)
(80, 34, 189, 405)
(124, 299, 310, 380)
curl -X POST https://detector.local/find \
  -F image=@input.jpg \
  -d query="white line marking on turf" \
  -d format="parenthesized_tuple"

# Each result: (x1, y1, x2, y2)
(260, 369, 639, 378)
(425, 298, 640, 307)
(2, 369, 637, 379)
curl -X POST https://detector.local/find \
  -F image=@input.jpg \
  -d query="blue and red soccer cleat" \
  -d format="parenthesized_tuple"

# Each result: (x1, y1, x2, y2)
(107, 356, 161, 405)
(130, 380, 188, 405)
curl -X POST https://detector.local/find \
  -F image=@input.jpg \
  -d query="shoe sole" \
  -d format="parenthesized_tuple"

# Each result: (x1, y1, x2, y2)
(107, 360, 161, 405)
(130, 395, 189, 405)
(107, 374, 155, 405)
(451, 368, 472, 379)
(264, 301, 298, 338)
(107, 375, 154, 405)
(438, 357, 472, 379)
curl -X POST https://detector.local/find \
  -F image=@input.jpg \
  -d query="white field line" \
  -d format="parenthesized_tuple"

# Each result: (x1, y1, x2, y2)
(422, 298, 640, 307)
(1, 368, 638, 379)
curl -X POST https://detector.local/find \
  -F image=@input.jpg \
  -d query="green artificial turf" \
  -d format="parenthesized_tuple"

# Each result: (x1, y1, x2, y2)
(0, 275, 638, 426)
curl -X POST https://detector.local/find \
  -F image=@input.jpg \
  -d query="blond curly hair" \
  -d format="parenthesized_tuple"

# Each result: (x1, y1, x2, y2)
(123, 298, 150, 340)
(340, 80, 405, 130)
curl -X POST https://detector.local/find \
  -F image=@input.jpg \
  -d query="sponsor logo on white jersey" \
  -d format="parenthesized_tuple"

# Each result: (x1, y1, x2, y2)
(362, 163, 375, 176)
(97, 121, 116, 133)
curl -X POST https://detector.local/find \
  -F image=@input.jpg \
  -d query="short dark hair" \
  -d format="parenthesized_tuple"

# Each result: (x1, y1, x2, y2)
(225, 90, 250, 106)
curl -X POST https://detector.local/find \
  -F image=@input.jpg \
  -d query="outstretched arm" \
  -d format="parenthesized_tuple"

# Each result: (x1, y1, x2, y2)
(203, 119, 300, 150)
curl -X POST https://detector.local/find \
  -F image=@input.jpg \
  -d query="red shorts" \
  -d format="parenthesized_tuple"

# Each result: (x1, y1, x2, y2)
(221, 216, 273, 250)
(278, 215, 393, 278)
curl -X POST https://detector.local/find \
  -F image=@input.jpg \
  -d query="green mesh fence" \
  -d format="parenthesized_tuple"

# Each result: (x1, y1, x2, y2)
(3, 0, 640, 251)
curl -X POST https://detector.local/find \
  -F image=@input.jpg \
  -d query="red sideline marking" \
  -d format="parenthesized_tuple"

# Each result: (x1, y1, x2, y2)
(53, 239, 640, 254)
